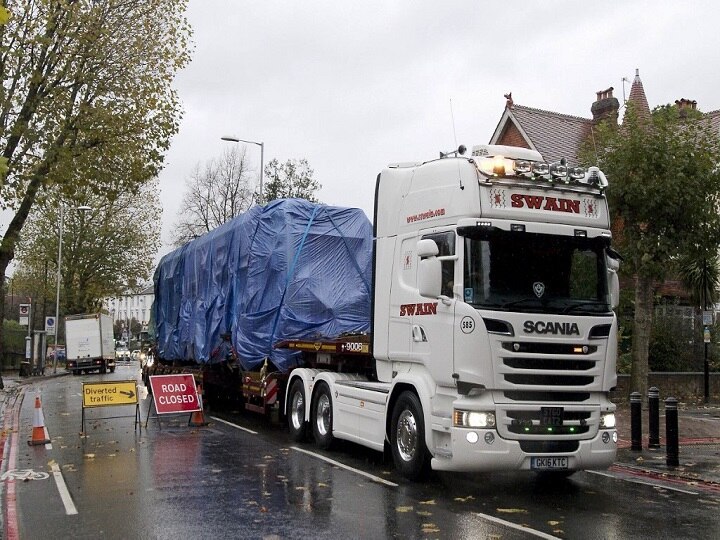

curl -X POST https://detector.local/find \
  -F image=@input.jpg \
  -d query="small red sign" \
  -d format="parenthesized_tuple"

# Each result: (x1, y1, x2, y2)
(149, 374, 201, 414)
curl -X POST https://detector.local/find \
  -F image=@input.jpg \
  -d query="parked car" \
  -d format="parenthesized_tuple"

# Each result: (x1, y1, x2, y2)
(131, 349, 141, 361)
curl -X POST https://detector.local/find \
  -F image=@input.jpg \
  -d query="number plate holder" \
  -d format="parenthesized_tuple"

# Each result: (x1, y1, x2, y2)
(540, 406, 564, 426)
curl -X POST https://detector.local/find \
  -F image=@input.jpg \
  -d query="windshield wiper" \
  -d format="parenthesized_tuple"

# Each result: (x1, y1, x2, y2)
(561, 301, 610, 314)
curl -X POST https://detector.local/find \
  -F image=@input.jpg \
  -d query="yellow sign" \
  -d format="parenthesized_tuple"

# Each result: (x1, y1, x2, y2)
(82, 381, 139, 408)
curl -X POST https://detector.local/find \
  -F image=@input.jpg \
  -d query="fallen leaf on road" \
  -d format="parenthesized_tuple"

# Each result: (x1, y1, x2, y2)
(454, 495, 475, 502)
(421, 524, 440, 533)
(396, 506, 414, 513)
(419, 499, 436, 505)
(496, 508, 528, 514)
(548, 520, 561, 526)
(416, 511, 432, 517)
(317, 482, 328, 488)
(84, 454, 95, 459)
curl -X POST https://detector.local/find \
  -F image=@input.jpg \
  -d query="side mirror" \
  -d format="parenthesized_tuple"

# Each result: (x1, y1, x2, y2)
(417, 239, 441, 298)
(606, 252, 621, 309)
(417, 238, 439, 258)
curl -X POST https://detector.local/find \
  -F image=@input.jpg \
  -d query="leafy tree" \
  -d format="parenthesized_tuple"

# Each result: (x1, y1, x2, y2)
(14, 182, 161, 315)
(591, 105, 720, 398)
(172, 146, 255, 246)
(262, 158, 322, 203)
(0, 0, 190, 363)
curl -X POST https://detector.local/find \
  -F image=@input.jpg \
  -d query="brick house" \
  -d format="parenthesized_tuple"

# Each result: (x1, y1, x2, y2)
(487, 69, 720, 306)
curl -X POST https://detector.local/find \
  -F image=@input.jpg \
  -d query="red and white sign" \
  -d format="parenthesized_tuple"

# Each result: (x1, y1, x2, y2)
(149, 374, 201, 414)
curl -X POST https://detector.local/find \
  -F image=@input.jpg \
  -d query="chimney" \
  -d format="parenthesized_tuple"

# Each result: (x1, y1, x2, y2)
(591, 87, 620, 126)
(675, 98, 698, 118)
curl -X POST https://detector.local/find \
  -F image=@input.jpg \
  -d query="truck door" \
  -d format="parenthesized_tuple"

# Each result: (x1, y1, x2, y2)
(411, 230, 457, 387)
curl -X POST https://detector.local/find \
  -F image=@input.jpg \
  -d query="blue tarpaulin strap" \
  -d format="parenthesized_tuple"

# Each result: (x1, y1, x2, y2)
(266, 205, 320, 353)
(325, 211, 371, 297)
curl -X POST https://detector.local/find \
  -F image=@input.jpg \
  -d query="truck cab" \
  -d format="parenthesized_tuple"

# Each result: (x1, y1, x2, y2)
(287, 144, 619, 479)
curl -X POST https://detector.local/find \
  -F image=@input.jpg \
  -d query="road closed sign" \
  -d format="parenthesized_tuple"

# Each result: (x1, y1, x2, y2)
(149, 374, 201, 414)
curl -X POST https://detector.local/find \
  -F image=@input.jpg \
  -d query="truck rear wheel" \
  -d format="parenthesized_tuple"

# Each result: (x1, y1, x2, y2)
(287, 379, 308, 442)
(390, 391, 430, 481)
(311, 382, 333, 450)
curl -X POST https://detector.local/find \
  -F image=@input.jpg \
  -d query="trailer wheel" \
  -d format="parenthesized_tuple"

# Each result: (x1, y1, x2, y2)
(311, 382, 333, 450)
(390, 391, 430, 481)
(287, 379, 308, 442)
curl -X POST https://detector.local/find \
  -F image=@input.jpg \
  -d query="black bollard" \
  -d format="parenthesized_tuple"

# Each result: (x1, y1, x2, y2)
(630, 392, 642, 451)
(665, 397, 679, 467)
(648, 387, 660, 450)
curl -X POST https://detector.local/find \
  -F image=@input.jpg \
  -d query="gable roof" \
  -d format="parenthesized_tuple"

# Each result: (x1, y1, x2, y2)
(489, 104, 593, 166)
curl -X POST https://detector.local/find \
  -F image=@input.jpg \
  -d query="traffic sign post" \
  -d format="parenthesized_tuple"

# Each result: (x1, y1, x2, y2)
(81, 380, 140, 432)
(146, 374, 203, 428)
(45, 316, 56, 336)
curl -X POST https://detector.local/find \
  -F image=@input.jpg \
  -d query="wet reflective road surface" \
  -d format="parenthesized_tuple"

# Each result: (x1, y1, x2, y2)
(2, 368, 718, 539)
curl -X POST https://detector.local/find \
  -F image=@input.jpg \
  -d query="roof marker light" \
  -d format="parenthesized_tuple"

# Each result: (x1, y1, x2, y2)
(569, 166, 586, 180)
(531, 163, 549, 176)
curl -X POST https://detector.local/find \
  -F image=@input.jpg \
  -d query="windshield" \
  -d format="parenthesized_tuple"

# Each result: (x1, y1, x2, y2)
(461, 228, 611, 315)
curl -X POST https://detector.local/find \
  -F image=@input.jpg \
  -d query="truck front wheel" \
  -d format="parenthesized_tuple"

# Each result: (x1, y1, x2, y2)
(391, 391, 430, 481)
(287, 379, 308, 442)
(311, 382, 333, 450)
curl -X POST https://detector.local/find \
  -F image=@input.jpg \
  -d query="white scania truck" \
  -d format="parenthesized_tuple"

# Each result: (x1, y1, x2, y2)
(284, 144, 620, 479)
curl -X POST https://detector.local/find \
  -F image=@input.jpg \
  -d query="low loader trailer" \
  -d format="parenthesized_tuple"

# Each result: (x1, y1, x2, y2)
(148, 144, 620, 480)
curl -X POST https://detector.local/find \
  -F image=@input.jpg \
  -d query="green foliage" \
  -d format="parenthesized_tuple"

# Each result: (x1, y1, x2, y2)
(262, 158, 322, 203)
(593, 105, 720, 282)
(677, 254, 720, 307)
(13, 183, 161, 315)
(584, 103, 720, 390)
(648, 312, 694, 371)
(0, 0, 191, 282)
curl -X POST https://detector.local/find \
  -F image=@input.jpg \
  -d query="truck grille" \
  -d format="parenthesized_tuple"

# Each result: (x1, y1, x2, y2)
(504, 374, 594, 386)
(504, 391, 590, 402)
(506, 410, 591, 435)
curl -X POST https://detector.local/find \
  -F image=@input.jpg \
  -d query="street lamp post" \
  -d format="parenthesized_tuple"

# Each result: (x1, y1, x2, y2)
(221, 136, 264, 204)
(52, 204, 92, 373)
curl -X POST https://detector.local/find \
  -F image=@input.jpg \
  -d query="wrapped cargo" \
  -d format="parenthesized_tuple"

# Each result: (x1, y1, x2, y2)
(153, 199, 373, 372)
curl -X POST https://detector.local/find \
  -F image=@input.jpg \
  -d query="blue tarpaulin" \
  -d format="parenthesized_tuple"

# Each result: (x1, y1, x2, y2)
(153, 199, 373, 372)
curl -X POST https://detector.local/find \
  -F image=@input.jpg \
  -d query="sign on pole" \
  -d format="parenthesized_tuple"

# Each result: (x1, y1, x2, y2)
(703, 310, 713, 326)
(148, 374, 201, 414)
(19, 303, 30, 326)
(45, 316, 56, 336)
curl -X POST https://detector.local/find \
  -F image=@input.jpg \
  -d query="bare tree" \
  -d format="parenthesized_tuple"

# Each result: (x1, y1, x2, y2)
(172, 146, 255, 246)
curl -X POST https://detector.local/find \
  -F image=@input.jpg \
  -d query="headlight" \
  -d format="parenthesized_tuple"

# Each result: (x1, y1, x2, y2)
(453, 409, 496, 428)
(600, 412, 616, 429)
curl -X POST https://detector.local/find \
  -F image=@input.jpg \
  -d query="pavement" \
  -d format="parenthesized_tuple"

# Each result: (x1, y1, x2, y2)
(613, 401, 720, 488)
(2, 370, 719, 487)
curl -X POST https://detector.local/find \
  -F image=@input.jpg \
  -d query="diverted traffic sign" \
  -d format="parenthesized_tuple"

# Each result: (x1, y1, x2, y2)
(82, 381, 139, 408)
(148, 374, 200, 414)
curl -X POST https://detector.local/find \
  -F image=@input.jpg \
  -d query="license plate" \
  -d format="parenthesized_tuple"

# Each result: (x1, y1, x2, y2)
(531, 456, 569, 470)
(540, 406, 564, 426)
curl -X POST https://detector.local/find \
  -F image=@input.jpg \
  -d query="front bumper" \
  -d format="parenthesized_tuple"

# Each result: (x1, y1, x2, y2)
(431, 426, 617, 472)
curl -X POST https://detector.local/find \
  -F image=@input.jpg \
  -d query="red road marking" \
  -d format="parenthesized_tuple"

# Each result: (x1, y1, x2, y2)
(1, 388, 24, 540)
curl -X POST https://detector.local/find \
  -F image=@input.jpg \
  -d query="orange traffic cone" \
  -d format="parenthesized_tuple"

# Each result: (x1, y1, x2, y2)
(28, 394, 51, 446)
(189, 382, 208, 427)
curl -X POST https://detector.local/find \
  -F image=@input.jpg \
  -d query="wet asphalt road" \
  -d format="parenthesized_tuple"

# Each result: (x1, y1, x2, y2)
(2, 366, 719, 539)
